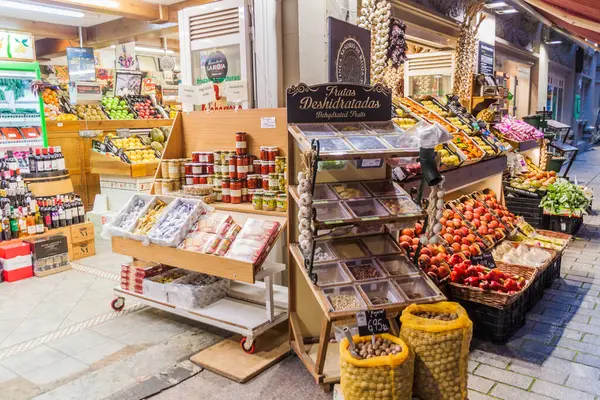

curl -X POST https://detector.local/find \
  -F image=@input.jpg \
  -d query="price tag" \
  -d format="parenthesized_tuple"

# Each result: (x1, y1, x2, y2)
(361, 217, 380, 221)
(357, 158, 383, 169)
(261, 117, 276, 129)
(357, 309, 390, 336)
(324, 220, 343, 225)
(223, 80, 248, 103)
(471, 251, 496, 269)
(196, 82, 216, 105)
(116, 128, 131, 137)
(179, 85, 196, 106)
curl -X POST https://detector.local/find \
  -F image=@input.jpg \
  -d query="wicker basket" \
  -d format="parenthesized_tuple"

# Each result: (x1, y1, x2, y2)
(536, 229, 573, 250)
(449, 264, 538, 309)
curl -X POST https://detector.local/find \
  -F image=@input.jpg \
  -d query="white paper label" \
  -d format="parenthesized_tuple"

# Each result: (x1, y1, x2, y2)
(224, 80, 248, 103)
(197, 82, 216, 105)
(179, 85, 196, 106)
(360, 159, 382, 168)
(261, 117, 276, 129)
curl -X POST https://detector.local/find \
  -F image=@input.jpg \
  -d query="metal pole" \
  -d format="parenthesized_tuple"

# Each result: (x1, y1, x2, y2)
(78, 26, 83, 48)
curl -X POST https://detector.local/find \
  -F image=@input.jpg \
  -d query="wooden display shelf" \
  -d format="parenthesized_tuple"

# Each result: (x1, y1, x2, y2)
(25, 174, 74, 197)
(89, 151, 159, 178)
(213, 202, 287, 217)
(46, 119, 174, 132)
(288, 186, 425, 228)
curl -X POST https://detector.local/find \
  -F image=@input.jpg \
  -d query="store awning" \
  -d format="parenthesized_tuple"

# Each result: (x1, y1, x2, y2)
(523, 0, 600, 45)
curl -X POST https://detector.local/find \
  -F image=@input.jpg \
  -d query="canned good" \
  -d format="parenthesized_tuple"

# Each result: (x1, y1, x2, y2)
(261, 160, 269, 175)
(196, 152, 213, 163)
(198, 175, 209, 184)
(191, 163, 203, 174)
(237, 155, 249, 179)
(276, 193, 288, 212)
(263, 190, 277, 211)
(253, 159, 261, 175)
(154, 179, 163, 195)
(241, 179, 248, 202)
(207, 174, 214, 185)
(252, 190, 263, 210)
(213, 187, 222, 202)
(230, 179, 242, 204)
(278, 174, 287, 192)
(214, 151, 221, 164)
(260, 146, 268, 161)
(205, 163, 215, 175)
(213, 175, 222, 189)
(193, 175, 200, 184)
(267, 146, 279, 161)
(161, 161, 170, 178)
(275, 156, 286, 174)
(163, 179, 176, 193)
(229, 155, 237, 179)
(222, 178, 231, 203)
(179, 160, 186, 177)
(236, 132, 247, 155)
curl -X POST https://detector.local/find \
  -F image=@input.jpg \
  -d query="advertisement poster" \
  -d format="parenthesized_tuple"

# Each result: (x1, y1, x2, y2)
(114, 70, 143, 96)
(192, 45, 243, 110)
(0, 31, 35, 61)
(328, 17, 371, 84)
(115, 42, 137, 70)
(66, 47, 96, 82)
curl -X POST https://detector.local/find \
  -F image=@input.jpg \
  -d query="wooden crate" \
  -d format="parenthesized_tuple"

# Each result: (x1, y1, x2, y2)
(70, 222, 95, 243)
(72, 239, 96, 260)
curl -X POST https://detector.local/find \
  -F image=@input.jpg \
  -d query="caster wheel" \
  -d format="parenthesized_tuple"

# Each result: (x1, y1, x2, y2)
(111, 297, 125, 312)
(240, 337, 256, 354)
(310, 272, 318, 285)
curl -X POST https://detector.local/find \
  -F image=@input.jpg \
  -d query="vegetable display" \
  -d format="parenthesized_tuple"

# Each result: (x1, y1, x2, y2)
(449, 261, 527, 294)
(539, 179, 591, 216)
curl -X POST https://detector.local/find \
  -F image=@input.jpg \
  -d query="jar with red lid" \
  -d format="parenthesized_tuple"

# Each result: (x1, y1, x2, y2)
(268, 161, 276, 174)
(236, 155, 249, 179)
(260, 146, 268, 161)
(260, 160, 269, 175)
(192, 152, 200, 163)
(253, 159, 261, 175)
(193, 175, 201, 184)
(184, 163, 193, 175)
(205, 163, 215, 175)
(262, 175, 270, 190)
(198, 175, 209, 184)
(267, 146, 279, 161)
(229, 155, 237, 179)
(247, 174, 258, 189)
(241, 179, 248, 202)
(222, 179, 231, 203)
(236, 132, 247, 155)
(230, 180, 242, 204)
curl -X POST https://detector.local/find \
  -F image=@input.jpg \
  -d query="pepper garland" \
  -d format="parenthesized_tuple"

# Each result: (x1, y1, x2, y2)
(381, 18, 408, 97)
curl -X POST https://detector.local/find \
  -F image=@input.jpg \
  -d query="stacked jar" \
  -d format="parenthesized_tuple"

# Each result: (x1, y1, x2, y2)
(157, 159, 184, 194)
(251, 146, 287, 212)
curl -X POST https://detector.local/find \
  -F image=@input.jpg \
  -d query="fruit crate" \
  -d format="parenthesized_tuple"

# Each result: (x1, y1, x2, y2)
(454, 294, 526, 343)
(505, 195, 544, 229)
(542, 214, 582, 235)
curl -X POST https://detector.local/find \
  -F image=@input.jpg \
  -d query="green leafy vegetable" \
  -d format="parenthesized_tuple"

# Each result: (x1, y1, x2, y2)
(540, 179, 591, 216)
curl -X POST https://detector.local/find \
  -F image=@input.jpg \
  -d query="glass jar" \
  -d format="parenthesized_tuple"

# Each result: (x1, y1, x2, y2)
(184, 163, 193, 176)
(229, 155, 237, 179)
(154, 179, 163, 195)
(162, 179, 175, 194)
(275, 156, 286, 174)
(214, 151, 221, 164)
(260, 160, 269, 175)
(262, 175, 270, 190)
(268, 161, 276, 174)
(262, 191, 277, 211)
(241, 179, 248, 202)
(222, 178, 231, 203)
(268, 173, 279, 191)
(192, 152, 200, 163)
(185, 176, 194, 185)
(276, 193, 288, 212)
(267, 146, 279, 161)
(252, 190, 263, 210)
(260, 146, 268, 161)
(179, 160, 186, 177)
(278, 173, 287, 192)
(237, 155, 248, 179)
(253, 159, 262, 175)
(161, 160, 170, 178)
(247, 174, 258, 189)
(213, 187, 222, 202)
(236, 132, 247, 155)
(168, 160, 180, 178)
(230, 179, 242, 204)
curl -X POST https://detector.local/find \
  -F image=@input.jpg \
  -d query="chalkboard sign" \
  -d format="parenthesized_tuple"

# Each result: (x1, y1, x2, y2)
(286, 82, 392, 124)
(471, 251, 497, 270)
(356, 309, 390, 336)
(478, 42, 495, 75)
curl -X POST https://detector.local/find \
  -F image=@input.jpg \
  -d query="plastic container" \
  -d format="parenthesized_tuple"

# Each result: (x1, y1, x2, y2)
(313, 242, 338, 263)
(346, 136, 389, 151)
(455, 296, 525, 343)
(361, 235, 401, 255)
(378, 255, 420, 276)
(362, 121, 402, 135)
(330, 238, 368, 259)
(505, 195, 544, 229)
(313, 202, 353, 223)
(315, 137, 353, 153)
(346, 199, 390, 218)
(359, 280, 405, 306)
(394, 276, 439, 301)
(323, 285, 367, 312)
(313, 184, 338, 201)
(313, 262, 351, 287)
(295, 123, 337, 137)
(330, 122, 371, 135)
(381, 134, 420, 150)
(363, 180, 409, 197)
(344, 258, 385, 281)
(329, 182, 370, 200)
(379, 196, 421, 216)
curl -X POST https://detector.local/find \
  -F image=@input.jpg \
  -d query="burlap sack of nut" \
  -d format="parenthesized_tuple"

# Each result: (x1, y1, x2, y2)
(340, 334, 414, 400)
(400, 302, 472, 400)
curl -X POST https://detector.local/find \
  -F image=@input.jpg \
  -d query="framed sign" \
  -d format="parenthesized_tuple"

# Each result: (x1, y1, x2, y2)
(66, 47, 96, 83)
(328, 17, 370, 84)
(286, 82, 392, 124)
(478, 42, 495, 76)
(0, 31, 35, 61)
(114, 70, 143, 96)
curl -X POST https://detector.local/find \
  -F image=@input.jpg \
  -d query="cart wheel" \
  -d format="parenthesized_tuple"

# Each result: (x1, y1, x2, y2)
(111, 297, 125, 312)
(310, 272, 318, 284)
(240, 337, 256, 354)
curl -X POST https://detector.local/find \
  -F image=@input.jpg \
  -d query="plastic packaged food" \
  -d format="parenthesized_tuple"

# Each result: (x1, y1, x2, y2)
(295, 123, 337, 137)
(133, 199, 168, 235)
(361, 235, 401, 255)
(225, 219, 281, 269)
(147, 198, 209, 247)
(395, 276, 439, 300)
(345, 199, 390, 218)
(323, 286, 366, 311)
(166, 273, 230, 309)
(363, 180, 409, 197)
(313, 202, 353, 222)
(380, 196, 421, 216)
(345, 259, 385, 281)
(314, 137, 352, 153)
(330, 122, 371, 135)
(330, 238, 367, 259)
(313, 184, 338, 201)
(313, 242, 338, 262)
(113, 194, 151, 232)
(359, 280, 405, 306)
(346, 136, 389, 151)
(378, 255, 420, 276)
(330, 182, 370, 199)
(313, 262, 351, 286)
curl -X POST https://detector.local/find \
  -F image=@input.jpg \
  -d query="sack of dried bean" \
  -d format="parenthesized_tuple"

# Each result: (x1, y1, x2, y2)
(400, 302, 472, 400)
(340, 334, 414, 400)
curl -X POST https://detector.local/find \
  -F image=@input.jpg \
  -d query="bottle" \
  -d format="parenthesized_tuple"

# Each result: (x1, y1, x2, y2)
(55, 146, 65, 171)
(34, 149, 41, 173)
(18, 207, 27, 237)
(26, 208, 36, 236)
(43, 200, 51, 229)
(28, 148, 36, 174)
(35, 204, 44, 234)
(58, 200, 66, 228)
(64, 196, 73, 226)
(77, 196, 85, 224)
(6, 151, 17, 172)
(9, 207, 18, 239)
(40, 149, 49, 172)
(49, 148, 59, 172)
(2, 210, 11, 241)
(51, 200, 59, 229)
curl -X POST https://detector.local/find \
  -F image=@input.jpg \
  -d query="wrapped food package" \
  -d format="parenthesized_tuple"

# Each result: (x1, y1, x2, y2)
(340, 334, 414, 400)
(225, 218, 281, 270)
(400, 302, 472, 400)
(178, 213, 234, 252)
(147, 198, 213, 247)
(166, 272, 230, 309)
(142, 268, 189, 302)
(111, 194, 153, 237)
(120, 261, 173, 294)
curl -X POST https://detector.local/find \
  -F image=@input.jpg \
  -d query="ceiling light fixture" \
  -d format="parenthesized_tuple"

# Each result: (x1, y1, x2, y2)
(135, 46, 175, 54)
(497, 8, 519, 14)
(545, 40, 563, 45)
(485, 2, 508, 9)
(69, 0, 119, 8)
(0, 0, 84, 17)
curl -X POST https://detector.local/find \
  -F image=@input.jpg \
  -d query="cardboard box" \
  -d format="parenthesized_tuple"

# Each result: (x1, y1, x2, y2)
(26, 235, 68, 260)
(3, 266, 33, 282)
(71, 222, 95, 243)
(0, 242, 31, 259)
(72, 239, 96, 260)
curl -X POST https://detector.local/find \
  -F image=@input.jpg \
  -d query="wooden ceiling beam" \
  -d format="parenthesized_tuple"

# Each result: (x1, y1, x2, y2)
(84, 18, 179, 49)
(35, 38, 75, 59)
(42, 0, 169, 22)
(0, 17, 79, 40)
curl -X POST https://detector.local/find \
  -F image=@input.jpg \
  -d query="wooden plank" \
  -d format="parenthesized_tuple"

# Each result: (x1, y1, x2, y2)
(111, 236, 257, 284)
(84, 19, 179, 50)
(28, 176, 74, 197)
(43, 0, 167, 21)
(34, 264, 72, 277)
(190, 327, 289, 383)
(315, 319, 332, 375)
(89, 151, 158, 178)
(307, 343, 341, 384)
(0, 17, 78, 40)
(45, 119, 175, 133)
(213, 202, 287, 218)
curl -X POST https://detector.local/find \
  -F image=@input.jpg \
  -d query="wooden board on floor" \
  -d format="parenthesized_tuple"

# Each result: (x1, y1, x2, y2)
(190, 328, 290, 383)
(34, 264, 72, 277)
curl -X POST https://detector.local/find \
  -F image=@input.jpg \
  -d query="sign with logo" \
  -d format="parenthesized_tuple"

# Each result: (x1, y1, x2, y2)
(286, 82, 392, 123)
(478, 42, 495, 75)
(328, 17, 370, 84)
(205, 51, 229, 83)
(0, 31, 35, 61)
(66, 47, 96, 83)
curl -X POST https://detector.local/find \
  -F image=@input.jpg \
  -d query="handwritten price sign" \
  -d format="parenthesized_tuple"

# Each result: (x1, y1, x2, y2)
(357, 309, 390, 336)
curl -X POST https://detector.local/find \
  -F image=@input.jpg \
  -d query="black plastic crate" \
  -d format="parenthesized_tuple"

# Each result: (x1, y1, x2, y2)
(543, 215, 582, 235)
(453, 295, 526, 343)
(505, 196, 544, 228)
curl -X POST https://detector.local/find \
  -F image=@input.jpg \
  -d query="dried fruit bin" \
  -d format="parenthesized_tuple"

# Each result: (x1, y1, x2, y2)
(329, 122, 374, 136)
(329, 238, 369, 260)
(360, 234, 402, 256)
(358, 280, 406, 307)
(329, 182, 371, 200)
(344, 258, 386, 282)
(294, 123, 337, 137)
(323, 285, 367, 312)
(377, 254, 420, 277)
(313, 201, 354, 223)
(393, 275, 443, 303)
(345, 198, 390, 218)
(312, 262, 352, 287)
